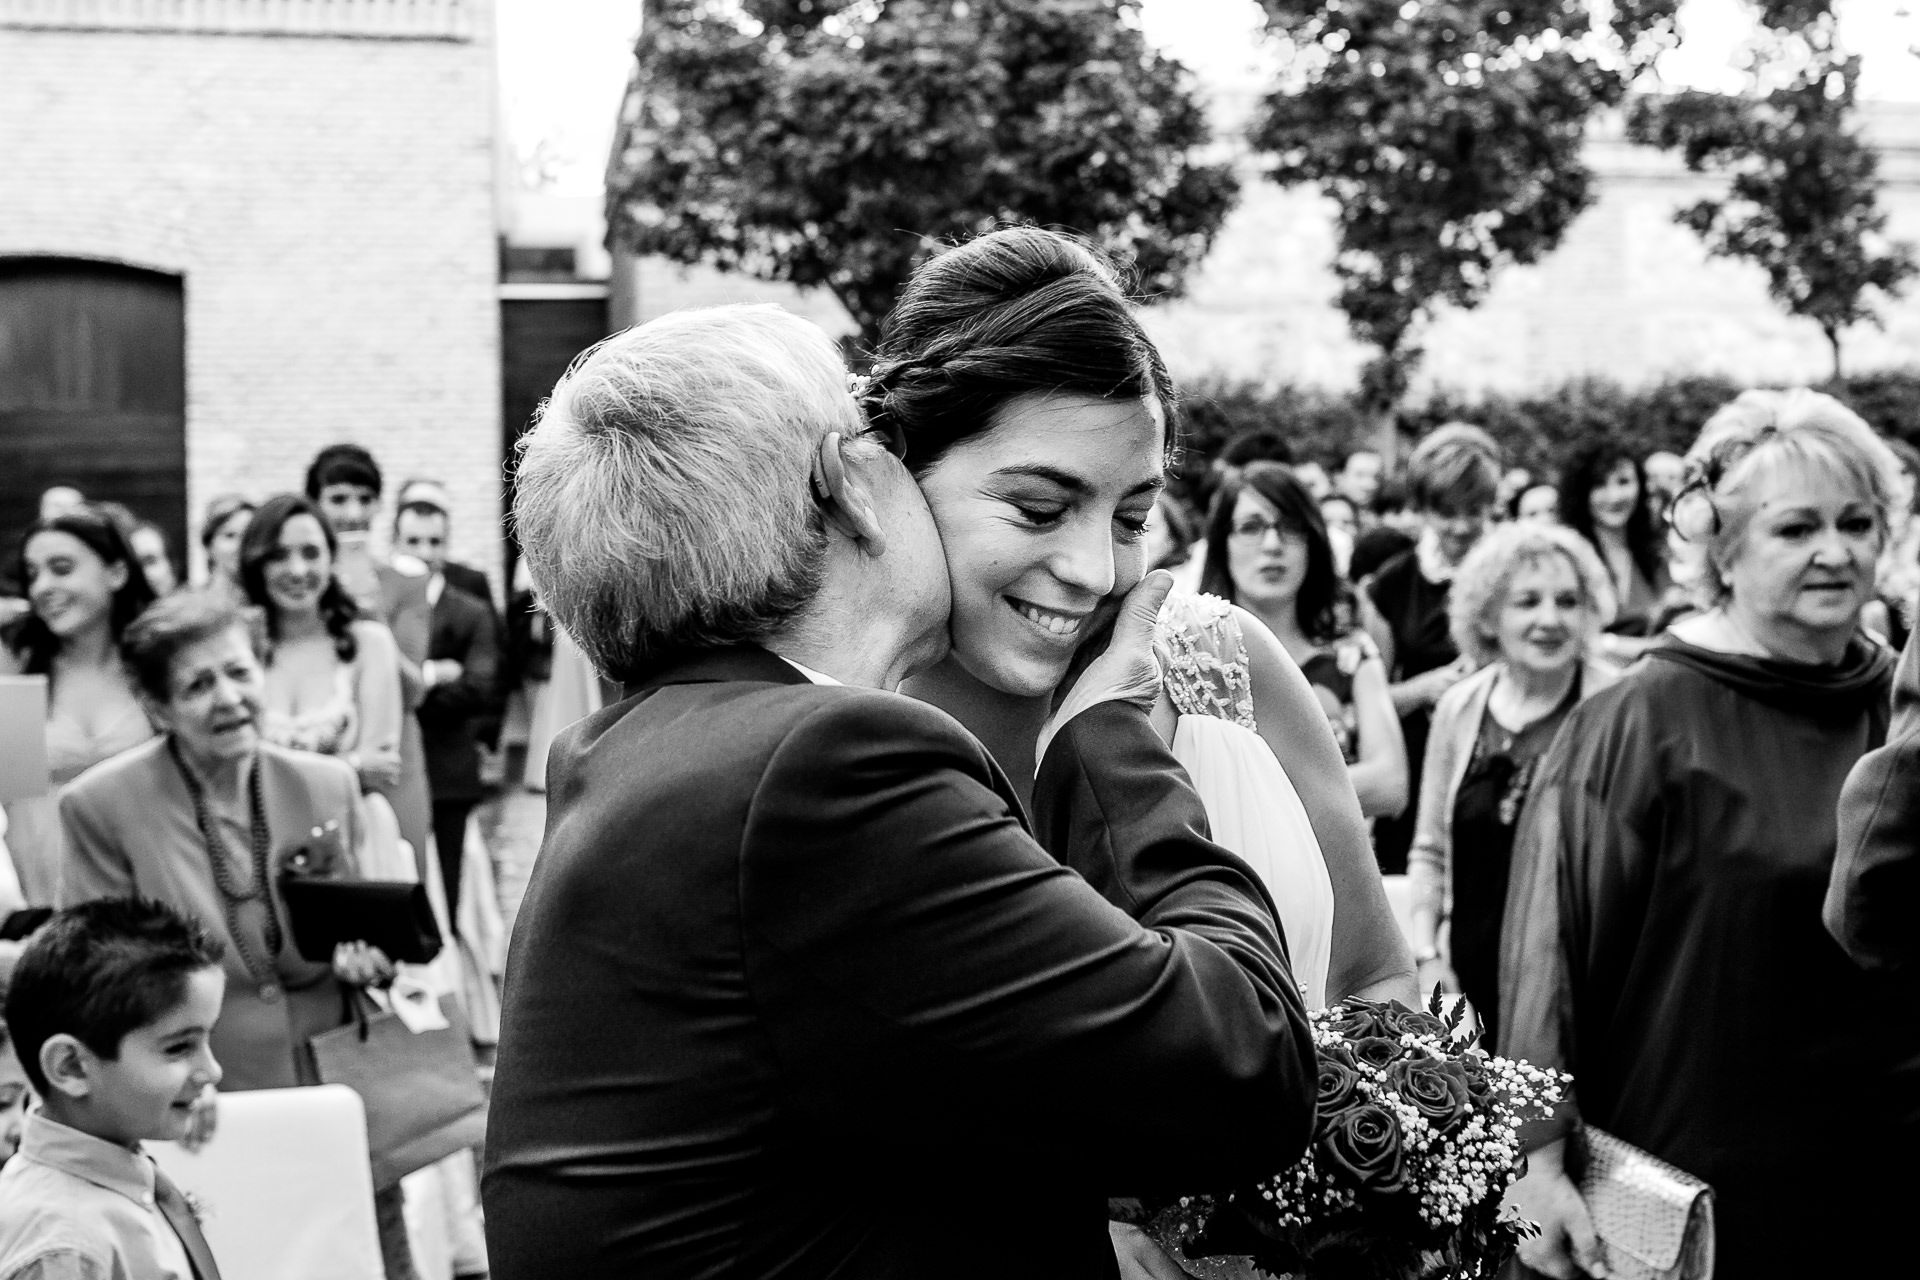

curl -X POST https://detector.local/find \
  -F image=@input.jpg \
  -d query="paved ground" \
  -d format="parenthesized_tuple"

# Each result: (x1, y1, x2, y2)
(476, 762, 544, 938)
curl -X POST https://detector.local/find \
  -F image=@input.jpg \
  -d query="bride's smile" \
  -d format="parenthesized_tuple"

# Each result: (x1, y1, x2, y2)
(913, 390, 1165, 698)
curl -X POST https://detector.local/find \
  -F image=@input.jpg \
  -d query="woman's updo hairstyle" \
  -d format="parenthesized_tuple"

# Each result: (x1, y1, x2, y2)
(1670, 388, 1908, 607)
(859, 225, 1178, 477)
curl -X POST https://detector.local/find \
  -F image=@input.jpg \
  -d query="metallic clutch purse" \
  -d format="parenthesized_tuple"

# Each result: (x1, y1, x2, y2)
(1571, 1126, 1716, 1280)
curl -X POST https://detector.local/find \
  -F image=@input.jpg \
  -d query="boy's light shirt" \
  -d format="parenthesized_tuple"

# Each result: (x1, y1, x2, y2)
(0, 1112, 195, 1280)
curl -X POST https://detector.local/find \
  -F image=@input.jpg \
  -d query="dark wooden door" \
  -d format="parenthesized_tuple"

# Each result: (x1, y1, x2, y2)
(500, 295, 609, 581)
(0, 258, 187, 582)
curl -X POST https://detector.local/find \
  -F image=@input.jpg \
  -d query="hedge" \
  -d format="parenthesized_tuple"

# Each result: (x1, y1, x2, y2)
(1174, 369, 1920, 500)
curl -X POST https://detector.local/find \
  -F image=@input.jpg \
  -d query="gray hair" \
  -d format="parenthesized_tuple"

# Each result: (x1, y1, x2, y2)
(512, 304, 862, 682)
(1448, 521, 1617, 668)
(1673, 389, 1907, 608)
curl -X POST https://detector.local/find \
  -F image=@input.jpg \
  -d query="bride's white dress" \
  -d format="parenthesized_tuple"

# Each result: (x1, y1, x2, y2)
(1156, 590, 1335, 1009)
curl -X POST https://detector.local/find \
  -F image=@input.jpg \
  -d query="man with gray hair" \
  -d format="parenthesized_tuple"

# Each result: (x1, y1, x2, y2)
(482, 304, 1316, 1280)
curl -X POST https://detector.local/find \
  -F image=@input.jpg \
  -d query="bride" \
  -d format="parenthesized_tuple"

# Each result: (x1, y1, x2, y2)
(874, 229, 1415, 1277)
(871, 226, 1416, 1016)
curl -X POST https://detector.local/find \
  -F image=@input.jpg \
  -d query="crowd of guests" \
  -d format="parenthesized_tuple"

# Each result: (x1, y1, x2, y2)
(1147, 390, 1920, 1276)
(0, 352, 1916, 1278)
(0, 447, 536, 1280)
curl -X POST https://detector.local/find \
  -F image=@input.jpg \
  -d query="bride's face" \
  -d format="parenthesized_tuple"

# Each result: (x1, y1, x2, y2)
(914, 391, 1165, 697)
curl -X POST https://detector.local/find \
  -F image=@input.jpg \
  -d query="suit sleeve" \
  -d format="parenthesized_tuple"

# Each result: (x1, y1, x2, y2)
(741, 694, 1315, 1193)
(1828, 631, 1920, 971)
(57, 784, 137, 905)
(420, 597, 503, 724)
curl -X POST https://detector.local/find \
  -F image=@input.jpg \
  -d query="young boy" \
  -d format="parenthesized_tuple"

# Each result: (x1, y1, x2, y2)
(0, 898, 227, 1280)
(0, 987, 28, 1167)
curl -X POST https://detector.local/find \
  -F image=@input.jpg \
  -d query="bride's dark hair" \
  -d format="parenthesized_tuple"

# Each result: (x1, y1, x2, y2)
(860, 225, 1179, 476)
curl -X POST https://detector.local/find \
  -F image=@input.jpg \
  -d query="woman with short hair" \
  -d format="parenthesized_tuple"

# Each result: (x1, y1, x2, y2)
(1363, 422, 1504, 871)
(1404, 521, 1616, 1043)
(1501, 389, 1920, 1279)
(0, 506, 157, 904)
(59, 590, 391, 1085)
(198, 493, 254, 603)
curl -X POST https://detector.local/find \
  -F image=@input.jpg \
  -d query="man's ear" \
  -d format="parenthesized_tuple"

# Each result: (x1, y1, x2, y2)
(38, 1035, 95, 1100)
(811, 432, 888, 558)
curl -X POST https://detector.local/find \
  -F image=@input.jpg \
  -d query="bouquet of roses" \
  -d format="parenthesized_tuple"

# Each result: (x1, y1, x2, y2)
(1146, 993, 1566, 1280)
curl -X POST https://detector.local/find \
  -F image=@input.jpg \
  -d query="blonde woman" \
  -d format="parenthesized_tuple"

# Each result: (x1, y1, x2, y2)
(1404, 522, 1616, 1043)
(1501, 389, 1916, 1280)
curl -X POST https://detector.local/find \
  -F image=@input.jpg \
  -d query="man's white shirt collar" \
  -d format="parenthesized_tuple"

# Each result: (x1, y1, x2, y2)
(781, 658, 842, 686)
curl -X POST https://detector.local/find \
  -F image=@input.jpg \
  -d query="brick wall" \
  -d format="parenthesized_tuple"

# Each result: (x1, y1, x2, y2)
(0, 4, 502, 583)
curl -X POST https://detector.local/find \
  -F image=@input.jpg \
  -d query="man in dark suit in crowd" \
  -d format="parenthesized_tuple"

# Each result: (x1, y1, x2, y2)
(398, 479, 496, 609)
(394, 497, 503, 921)
(482, 305, 1317, 1280)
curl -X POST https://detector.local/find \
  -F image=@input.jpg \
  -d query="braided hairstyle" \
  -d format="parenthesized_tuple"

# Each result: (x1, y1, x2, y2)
(857, 225, 1179, 476)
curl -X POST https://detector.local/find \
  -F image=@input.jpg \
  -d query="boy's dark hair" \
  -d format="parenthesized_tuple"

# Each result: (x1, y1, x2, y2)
(3, 899, 226, 1096)
(304, 443, 384, 500)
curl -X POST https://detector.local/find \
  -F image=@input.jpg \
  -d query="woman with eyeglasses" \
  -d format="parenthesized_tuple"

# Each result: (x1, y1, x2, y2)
(1500, 390, 1920, 1280)
(1200, 463, 1407, 823)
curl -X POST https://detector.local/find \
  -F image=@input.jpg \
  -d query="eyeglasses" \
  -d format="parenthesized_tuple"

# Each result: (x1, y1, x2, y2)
(1229, 517, 1294, 543)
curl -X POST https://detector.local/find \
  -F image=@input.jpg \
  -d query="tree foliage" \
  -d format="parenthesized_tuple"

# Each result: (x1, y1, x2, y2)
(1626, 2, 1916, 378)
(607, 0, 1238, 346)
(1248, 1, 1681, 411)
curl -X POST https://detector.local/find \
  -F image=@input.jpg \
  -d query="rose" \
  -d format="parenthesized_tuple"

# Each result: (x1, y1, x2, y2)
(1350, 1035, 1405, 1071)
(1382, 1002, 1449, 1040)
(1319, 1039, 1358, 1070)
(1316, 1102, 1410, 1197)
(1317, 1053, 1364, 1116)
(1384, 1057, 1472, 1134)
(1461, 1052, 1494, 1106)
(1324, 999, 1393, 1040)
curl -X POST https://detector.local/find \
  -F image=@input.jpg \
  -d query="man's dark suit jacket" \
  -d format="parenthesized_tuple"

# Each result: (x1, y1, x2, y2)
(442, 559, 495, 612)
(419, 584, 503, 802)
(482, 646, 1315, 1280)
(1830, 628, 1920, 971)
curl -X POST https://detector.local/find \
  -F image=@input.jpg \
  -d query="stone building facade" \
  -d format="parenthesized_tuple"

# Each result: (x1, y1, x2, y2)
(610, 90, 1920, 403)
(1142, 102, 1920, 397)
(0, 0, 501, 579)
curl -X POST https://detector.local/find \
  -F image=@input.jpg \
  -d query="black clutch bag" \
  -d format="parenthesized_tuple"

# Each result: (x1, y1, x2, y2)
(280, 878, 443, 965)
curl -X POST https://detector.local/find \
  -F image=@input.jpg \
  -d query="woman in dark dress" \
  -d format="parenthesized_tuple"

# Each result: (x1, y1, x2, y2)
(1500, 389, 1920, 1280)
(1364, 423, 1503, 871)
